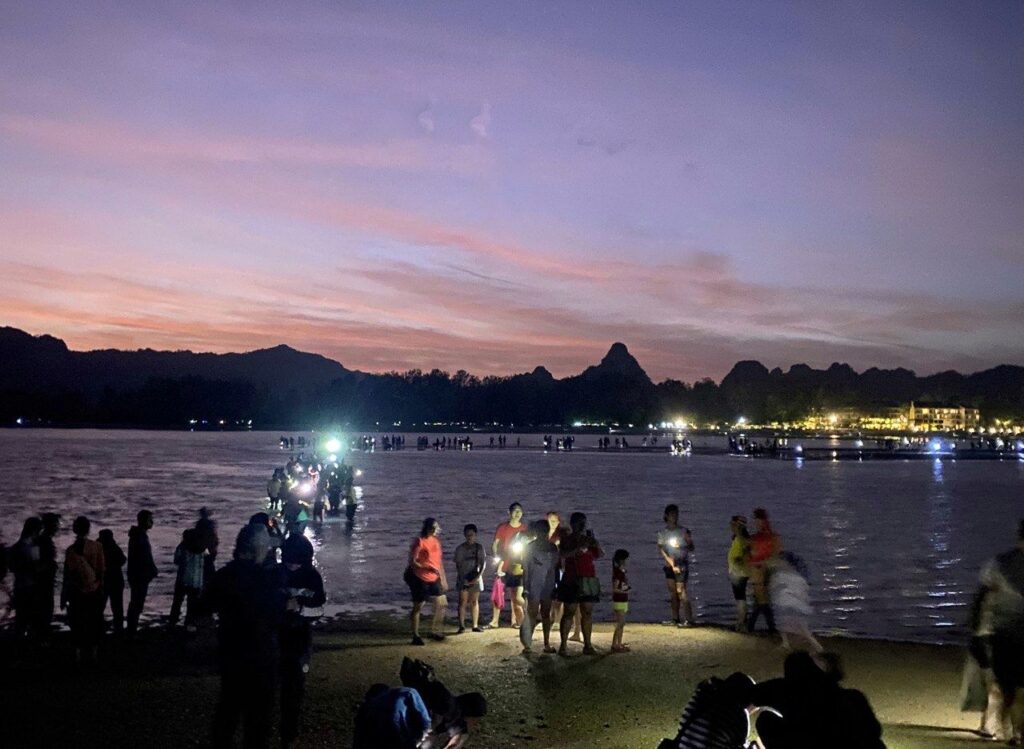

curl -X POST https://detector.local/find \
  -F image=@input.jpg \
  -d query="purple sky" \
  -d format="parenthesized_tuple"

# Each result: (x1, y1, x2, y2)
(1, 1, 1022, 381)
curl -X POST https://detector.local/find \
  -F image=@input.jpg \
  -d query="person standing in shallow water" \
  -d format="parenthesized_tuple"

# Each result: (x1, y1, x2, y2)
(656, 504, 696, 627)
(97, 529, 126, 633)
(728, 515, 752, 632)
(748, 507, 781, 633)
(453, 524, 486, 633)
(406, 517, 448, 646)
(520, 519, 560, 653)
(126, 509, 157, 637)
(60, 515, 105, 664)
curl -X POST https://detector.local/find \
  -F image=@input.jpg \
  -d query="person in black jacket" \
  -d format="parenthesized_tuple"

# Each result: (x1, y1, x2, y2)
(126, 510, 157, 637)
(204, 524, 286, 749)
(97, 529, 127, 633)
(279, 533, 325, 748)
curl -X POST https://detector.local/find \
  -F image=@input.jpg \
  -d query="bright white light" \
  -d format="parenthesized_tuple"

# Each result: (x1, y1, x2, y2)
(511, 540, 524, 555)
(669, 536, 681, 549)
(736, 416, 747, 425)
(855, 440, 864, 448)
(325, 437, 341, 453)
(298, 481, 314, 496)
(328, 454, 337, 462)
(795, 445, 803, 453)
(930, 440, 943, 453)
(1016, 441, 1024, 452)
(355, 469, 363, 477)
(572, 421, 583, 428)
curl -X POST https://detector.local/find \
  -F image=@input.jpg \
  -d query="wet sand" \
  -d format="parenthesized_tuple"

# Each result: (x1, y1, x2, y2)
(0, 617, 983, 748)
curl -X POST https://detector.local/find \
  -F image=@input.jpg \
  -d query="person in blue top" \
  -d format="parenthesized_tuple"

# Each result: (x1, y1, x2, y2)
(353, 685, 432, 749)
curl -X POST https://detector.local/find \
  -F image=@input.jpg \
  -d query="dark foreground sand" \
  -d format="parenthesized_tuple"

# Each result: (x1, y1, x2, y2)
(0, 616, 985, 748)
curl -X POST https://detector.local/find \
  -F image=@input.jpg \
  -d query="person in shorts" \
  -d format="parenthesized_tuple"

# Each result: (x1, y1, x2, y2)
(728, 515, 751, 632)
(656, 503, 695, 627)
(453, 524, 486, 633)
(490, 502, 526, 628)
(406, 518, 448, 646)
(557, 512, 603, 655)
(611, 548, 631, 653)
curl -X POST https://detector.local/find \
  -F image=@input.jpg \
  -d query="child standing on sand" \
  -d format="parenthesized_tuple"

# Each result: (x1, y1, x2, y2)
(611, 549, 631, 653)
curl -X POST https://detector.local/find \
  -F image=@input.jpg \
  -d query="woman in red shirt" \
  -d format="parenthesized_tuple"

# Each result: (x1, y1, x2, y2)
(406, 517, 449, 646)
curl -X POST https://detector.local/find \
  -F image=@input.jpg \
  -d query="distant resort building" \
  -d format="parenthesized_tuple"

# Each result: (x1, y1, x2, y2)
(906, 402, 981, 432)
(798, 402, 981, 433)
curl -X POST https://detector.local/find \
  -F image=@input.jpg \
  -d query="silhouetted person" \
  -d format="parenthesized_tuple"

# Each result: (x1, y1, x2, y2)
(204, 524, 286, 749)
(170, 528, 205, 631)
(97, 528, 126, 633)
(195, 507, 219, 587)
(126, 509, 157, 636)
(33, 512, 61, 640)
(60, 515, 105, 664)
(279, 534, 325, 748)
(10, 517, 43, 638)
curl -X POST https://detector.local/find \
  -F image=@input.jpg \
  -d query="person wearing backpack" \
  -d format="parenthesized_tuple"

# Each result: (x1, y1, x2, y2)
(60, 516, 106, 664)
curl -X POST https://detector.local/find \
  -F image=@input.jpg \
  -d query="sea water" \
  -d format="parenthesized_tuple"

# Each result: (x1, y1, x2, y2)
(1, 429, 1021, 644)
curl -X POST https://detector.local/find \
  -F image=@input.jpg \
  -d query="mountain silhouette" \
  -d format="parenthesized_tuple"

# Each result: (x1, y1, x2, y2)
(1, 327, 1021, 428)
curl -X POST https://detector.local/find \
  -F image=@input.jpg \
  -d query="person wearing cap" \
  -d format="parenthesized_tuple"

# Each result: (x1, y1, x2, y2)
(279, 533, 325, 749)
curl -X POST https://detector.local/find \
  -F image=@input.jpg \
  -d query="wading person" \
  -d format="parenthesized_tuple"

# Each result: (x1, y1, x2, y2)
(406, 518, 448, 646)
(126, 509, 157, 637)
(969, 518, 1024, 743)
(557, 512, 602, 656)
(748, 507, 781, 633)
(728, 515, 751, 632)
(657, 504, 695, 627)
(204, 524, 286, 749)
(60, 515, 105, 664)
(490, 503, 526, 628)
(520, 519, 560, 653)
(97, 529, 126, 633)
(453, 524, 486, 633)
(279, 533, 325, 749)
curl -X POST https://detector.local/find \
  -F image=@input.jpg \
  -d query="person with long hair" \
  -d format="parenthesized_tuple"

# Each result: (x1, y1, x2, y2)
(406, 517, 448, 646)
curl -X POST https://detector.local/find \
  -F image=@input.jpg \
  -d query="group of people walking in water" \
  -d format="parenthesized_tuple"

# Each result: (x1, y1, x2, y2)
(403, 500, 821, 657)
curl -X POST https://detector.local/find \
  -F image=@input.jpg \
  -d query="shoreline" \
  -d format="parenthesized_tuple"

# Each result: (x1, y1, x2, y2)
(0, 614, 983, 748)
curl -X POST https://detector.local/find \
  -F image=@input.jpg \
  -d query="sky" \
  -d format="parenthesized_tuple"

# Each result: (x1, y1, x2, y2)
(1, 1, 1022, 382)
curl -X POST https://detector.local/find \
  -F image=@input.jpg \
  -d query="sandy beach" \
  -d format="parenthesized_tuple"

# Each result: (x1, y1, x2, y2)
(0, 615, 985, 748)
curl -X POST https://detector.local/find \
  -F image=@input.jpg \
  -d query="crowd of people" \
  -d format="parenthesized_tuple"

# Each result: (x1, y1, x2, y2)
(400, 500, 823, 659)
(1, 497, 327, 749)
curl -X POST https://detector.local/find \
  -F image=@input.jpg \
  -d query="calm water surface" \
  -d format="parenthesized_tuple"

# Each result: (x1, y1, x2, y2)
(1, 430, 1021, 644)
